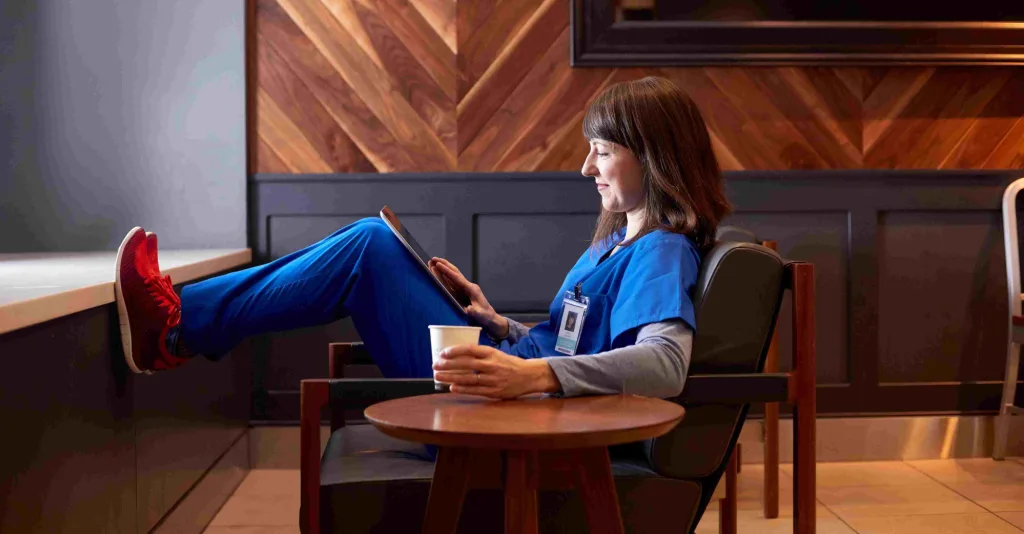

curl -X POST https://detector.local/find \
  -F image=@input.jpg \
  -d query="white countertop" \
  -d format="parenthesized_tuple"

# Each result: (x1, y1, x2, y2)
(0, 249, 251, 335)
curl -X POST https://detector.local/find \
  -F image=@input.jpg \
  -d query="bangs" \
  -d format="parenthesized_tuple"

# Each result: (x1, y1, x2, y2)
(582, 91, 626, 147)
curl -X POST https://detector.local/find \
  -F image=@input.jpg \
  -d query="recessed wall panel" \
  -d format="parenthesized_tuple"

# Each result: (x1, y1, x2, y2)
(475, 214, 597, 311)
(268, 215, 445, 260)
(879, 211, 1010, 384)
(725, 212, 850, 385)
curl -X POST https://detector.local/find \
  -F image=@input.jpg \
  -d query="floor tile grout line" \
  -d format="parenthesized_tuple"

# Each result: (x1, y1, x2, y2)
(217, 463, 1024, 532)
(815, 497, 862, 534)
(901, 460, 1017, 519)
(993, 511, 1024, 533)
(207, 469, 301, 530)
(815, 510, 1024, 520)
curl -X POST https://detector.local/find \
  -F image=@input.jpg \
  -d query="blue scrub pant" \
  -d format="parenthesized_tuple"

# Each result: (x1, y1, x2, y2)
(179, 218, 480, 377)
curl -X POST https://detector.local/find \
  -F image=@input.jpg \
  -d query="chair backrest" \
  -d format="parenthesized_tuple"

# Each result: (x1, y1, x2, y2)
(714, 225, 759, 245)
(645, 241, 785, 528)
(1003, 178, 1024, 321)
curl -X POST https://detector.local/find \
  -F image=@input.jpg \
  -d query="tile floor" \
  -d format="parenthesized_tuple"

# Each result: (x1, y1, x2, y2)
(204, 458, 1024, 533)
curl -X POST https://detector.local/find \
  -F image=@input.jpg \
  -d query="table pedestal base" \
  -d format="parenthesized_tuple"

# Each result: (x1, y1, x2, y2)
(423, 447, 625, 534)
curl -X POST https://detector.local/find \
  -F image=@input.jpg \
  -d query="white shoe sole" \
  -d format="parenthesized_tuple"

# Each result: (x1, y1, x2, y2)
(115, 226, 150, 375)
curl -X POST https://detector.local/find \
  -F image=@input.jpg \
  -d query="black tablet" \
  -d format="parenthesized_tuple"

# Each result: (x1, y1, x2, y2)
(379, 206, 469, 313)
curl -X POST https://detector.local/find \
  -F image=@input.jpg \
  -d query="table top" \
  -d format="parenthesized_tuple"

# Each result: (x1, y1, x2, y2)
(364, 393, 685, 450)
(0, 249, 250, 335)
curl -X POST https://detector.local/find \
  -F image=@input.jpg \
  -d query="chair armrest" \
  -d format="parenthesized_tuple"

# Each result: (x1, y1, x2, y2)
(300, 377, 434, 534)
(677, 373, 793, 406)
(329, 378, 436, 413)
(328, 342, 373, 378)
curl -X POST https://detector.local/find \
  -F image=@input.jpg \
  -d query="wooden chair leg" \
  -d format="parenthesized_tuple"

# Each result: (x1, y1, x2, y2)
(719, 448, 738, 534)
(736, 443, 742, 474)
(764, 326, 781, 518)
(790, 263, 816, 534)
(762, 239, 780, 518)
(300, 380, 330, 534)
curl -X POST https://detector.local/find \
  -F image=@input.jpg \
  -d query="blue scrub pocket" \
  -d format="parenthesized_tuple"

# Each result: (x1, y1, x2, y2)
(573, 294, 612, 355)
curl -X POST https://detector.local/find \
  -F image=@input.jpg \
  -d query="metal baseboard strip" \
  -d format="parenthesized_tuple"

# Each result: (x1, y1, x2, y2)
(250, 415, 1024, 470)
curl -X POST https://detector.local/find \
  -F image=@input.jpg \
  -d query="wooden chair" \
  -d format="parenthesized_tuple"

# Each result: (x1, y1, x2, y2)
(300, 243, 816, 533)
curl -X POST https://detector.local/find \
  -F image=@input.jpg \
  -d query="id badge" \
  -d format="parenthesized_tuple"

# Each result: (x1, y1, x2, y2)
(555, 289, 589, 356)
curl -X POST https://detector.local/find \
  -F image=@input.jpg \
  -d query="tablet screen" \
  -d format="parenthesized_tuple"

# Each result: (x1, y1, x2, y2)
(380, 206, 470, 308)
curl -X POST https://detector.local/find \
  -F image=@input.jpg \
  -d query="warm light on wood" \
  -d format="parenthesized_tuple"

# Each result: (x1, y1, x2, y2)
(253, 0, 1024, 173)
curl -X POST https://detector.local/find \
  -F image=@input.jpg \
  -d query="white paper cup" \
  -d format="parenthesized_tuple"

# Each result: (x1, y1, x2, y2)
(429, 325, 481, 391)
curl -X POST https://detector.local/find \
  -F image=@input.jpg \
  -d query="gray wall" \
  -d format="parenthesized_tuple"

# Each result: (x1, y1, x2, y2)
(0, 0, 246, 252)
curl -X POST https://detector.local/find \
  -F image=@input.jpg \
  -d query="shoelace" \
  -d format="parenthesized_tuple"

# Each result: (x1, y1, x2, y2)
(144, 274, 181, 328)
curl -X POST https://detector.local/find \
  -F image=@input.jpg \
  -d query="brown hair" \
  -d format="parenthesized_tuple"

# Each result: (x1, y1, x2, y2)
(583, 76, 731, 252)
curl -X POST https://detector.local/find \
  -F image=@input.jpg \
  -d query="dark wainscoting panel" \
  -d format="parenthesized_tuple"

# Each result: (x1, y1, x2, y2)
(250, 170, 1024, 420)
(269, 214, 445, 260)
(726, 211, 850, 385)
(878, 210, 1009, 384)
(476, 214, 596, 310)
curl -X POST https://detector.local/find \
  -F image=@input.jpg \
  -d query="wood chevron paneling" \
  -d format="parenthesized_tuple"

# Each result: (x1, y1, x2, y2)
(253, 0, 1024, 173)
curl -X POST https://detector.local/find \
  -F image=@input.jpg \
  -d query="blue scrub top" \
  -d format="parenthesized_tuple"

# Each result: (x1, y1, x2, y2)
(507, 228, 701, 359)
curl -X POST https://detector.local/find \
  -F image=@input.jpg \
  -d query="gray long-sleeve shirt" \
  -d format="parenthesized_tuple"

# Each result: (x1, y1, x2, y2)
(503, 318, 693, 399)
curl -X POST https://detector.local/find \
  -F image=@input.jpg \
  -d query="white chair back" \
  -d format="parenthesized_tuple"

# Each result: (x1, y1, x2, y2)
(995, 177, 1024, 460)
(1003, 178, 1024, 323)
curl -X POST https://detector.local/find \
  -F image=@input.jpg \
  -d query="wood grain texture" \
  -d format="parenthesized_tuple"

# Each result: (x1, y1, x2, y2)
(364, 393, 684, 450)
(422, 446, 472, 534)
(258, 35, 374, 172)
(254, 0, 1024, 173)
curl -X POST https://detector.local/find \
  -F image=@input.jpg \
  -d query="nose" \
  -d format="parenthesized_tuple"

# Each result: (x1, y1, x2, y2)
(581, 153, 597, 177)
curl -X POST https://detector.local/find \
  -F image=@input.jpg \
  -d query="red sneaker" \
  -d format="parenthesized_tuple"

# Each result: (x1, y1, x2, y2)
(115, 227, 191, 374)
(145, 232, 160, 276)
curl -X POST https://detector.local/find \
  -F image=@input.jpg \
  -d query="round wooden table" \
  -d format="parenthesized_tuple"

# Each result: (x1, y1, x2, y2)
(365, 393, 685, 534)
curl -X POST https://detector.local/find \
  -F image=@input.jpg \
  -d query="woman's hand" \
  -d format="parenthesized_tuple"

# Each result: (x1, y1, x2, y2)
(433, 345, 560, 399)
(428, 257, 509, 339)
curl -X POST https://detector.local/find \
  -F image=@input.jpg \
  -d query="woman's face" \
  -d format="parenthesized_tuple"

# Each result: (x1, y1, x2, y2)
(581, 139, 645, 214)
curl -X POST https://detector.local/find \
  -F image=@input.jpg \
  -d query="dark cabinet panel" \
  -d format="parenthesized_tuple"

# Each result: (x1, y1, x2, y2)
(0, 307, 135, 533)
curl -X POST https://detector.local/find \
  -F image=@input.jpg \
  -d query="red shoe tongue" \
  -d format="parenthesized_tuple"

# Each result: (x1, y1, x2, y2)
(144, 275, 182, 327)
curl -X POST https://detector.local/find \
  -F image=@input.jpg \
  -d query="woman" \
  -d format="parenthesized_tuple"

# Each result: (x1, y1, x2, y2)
(115, 76, 730, 399)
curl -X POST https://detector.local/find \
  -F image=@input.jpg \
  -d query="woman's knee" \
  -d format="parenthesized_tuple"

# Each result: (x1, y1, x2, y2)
(327, 217, 398, 255)
(355, 217, 387, 228)
(357, 218, 393, 242)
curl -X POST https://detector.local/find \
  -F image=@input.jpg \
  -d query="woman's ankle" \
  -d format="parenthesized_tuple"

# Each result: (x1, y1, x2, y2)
(165, 324, 198, 359)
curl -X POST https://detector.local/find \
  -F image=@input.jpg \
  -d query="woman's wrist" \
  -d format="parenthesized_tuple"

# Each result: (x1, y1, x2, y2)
(486, 315, 510, 340)
(526, 360, 561, 394)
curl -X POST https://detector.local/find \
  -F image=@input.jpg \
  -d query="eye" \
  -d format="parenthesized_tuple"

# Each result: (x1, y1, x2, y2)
(596, 152, 609, 157)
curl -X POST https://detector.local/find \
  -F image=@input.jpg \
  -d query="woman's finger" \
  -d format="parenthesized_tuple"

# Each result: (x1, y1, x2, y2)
(434, 356, 495, 373)
(435, 263, 473, 290)
(448, 384, 502, 397)
(433, 257, 464, 276)
(434, 371, 500, 387)
(441, 345, 494, 360)
(433, 371, 476, 385)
